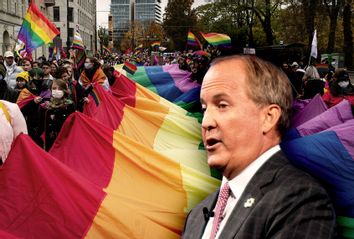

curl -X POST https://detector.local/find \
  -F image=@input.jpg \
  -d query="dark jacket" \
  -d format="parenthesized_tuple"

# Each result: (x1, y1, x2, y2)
(182, 151, 336, 239)
(40, 99, 75, 151)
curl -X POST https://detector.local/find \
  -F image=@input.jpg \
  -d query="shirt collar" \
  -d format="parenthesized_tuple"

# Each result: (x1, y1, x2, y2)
(221, 145, 281, 199)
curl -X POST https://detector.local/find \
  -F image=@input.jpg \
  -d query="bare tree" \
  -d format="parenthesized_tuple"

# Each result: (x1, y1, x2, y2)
(301, 0, 320, 46)
(322, 0, 344, 53)
(342, 0, 353, 69)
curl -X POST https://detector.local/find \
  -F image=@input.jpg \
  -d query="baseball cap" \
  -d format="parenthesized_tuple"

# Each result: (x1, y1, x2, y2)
(4, 51, 14, 58)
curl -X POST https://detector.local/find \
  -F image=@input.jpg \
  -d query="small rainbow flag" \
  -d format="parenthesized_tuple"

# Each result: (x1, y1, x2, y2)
(187, 31, 202, 49)
(102, 46, 112, 55)
(14, 39, 27, 59)
(71, 29, 85, 50)
(123, 61, 137, 75)
(135, 44, 143, 50)
(193, 50, 210, 58)
(200, 32, 231, 48)
(151, 41, 160, 48)
(17, 2, 60, 57)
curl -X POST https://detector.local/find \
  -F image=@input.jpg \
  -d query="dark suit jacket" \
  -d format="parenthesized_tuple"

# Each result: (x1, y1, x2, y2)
(182, 151, 336, 239)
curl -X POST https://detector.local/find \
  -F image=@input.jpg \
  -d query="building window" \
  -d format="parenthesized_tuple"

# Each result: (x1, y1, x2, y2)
(53, 7, 60, 21)
(68, 28, 74, 39)
(68, 7, 74, 22)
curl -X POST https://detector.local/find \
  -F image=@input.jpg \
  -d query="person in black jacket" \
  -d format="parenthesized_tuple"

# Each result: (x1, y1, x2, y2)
(39, 79, 75, 151)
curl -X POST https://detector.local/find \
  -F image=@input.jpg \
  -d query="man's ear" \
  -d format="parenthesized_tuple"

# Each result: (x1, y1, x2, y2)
(262, 104, 281, 134)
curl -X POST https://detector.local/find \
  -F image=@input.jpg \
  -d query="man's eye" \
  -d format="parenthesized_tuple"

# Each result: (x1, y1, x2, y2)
(218, 103, 228, 108)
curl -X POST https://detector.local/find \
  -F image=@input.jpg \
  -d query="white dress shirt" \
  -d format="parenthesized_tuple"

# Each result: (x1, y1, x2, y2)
(201, 145, 281, 239)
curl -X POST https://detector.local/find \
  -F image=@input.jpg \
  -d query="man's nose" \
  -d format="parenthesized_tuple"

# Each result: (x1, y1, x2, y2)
(201, 109, 216, 131)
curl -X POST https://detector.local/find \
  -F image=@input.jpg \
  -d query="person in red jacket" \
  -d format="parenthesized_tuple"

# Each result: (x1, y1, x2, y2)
(322, 69, 354, 108)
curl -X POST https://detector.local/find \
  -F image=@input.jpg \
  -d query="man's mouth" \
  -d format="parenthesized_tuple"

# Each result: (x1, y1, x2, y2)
(205, 138, 221, 150)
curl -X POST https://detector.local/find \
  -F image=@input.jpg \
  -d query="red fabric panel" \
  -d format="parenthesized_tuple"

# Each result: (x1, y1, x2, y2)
(83, 85, 125, 130)
(111, 73, 137, 107)
(50, 112, 115, 188)
(0, 134, 105, 238)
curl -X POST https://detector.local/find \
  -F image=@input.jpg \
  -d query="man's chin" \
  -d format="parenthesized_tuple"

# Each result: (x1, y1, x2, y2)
(207, 156, 224, 169)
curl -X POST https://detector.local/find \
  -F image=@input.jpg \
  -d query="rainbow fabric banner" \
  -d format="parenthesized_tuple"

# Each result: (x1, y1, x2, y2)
(1, 74, 220, 237)
(126, 64, 202, 113)
(17, 2, 60, 56)
(200, 32, 231, 47)
(187, 31, 202, 49)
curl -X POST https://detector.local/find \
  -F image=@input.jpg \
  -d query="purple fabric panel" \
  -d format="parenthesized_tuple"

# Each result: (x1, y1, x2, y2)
(162, 64, 199, 93)
(291, 94, 328, 128)
(297, 100, 353, 136)
(292, 98, 311, 115)
(323, 119, 354, 160)
(40, 89, 52, 99)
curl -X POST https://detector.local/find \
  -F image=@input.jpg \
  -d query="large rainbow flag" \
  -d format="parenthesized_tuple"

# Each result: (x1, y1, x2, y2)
(0, 76, 220, 237)
(125, 64, 202, 113)
(17, 2, 60, 57)
(200, 32, 231, 48)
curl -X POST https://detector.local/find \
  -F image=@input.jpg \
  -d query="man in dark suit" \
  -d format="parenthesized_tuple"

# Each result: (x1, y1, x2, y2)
(182, 55, 336, 239)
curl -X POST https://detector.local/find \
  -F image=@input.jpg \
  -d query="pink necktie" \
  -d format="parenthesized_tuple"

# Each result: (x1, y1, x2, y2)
(210, 182, 230, 239)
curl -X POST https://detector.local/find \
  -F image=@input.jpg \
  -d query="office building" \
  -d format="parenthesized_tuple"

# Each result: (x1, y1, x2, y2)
(110, 0, 161, 48)
(48, 0, 97, 54)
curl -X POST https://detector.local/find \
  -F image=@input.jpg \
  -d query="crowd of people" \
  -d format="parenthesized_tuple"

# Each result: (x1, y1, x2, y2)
(0, 47, 353, 155)
(281, 60, 354, 108)
(0, 46, 353, 238)
(0, 51, 113, 152)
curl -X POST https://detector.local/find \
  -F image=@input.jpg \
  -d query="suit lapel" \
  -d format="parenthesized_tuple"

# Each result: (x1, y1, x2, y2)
(191, 191, 219, 239)
(219, 152, 288, 238)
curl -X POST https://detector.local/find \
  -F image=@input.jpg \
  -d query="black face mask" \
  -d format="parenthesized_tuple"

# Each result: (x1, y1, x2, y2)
(32, 79, 43, 87)
(28, 79, 43, 94)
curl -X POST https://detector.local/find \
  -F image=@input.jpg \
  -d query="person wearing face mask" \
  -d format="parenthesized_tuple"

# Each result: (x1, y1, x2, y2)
(39, 79, 75, 150)
(79, 57, 110, 92)
(322, 69, 354, 108)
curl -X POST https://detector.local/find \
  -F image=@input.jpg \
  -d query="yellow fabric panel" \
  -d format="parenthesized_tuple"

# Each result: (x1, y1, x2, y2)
(118, 99, 168, 148)
(86, 132, 187, 239)
(181, 165, 220, 212)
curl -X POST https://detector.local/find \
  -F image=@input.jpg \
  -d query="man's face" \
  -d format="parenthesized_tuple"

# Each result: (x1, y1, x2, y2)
(42, 65, 51, 75)
(200, 60, 267, 179)
(5, 57, 14, 66)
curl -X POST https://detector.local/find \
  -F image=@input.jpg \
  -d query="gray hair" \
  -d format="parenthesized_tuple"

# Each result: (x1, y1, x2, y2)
(210, 55, 293, 136)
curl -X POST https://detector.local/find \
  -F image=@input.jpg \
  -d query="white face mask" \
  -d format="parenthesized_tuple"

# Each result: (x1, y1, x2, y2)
(338, 81, 349, 88)
(52, 89, 64, 99)
(84, 63, 93, 69)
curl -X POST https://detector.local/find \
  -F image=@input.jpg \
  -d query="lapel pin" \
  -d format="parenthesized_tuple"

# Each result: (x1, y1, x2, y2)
(244, 198, 255, 208)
